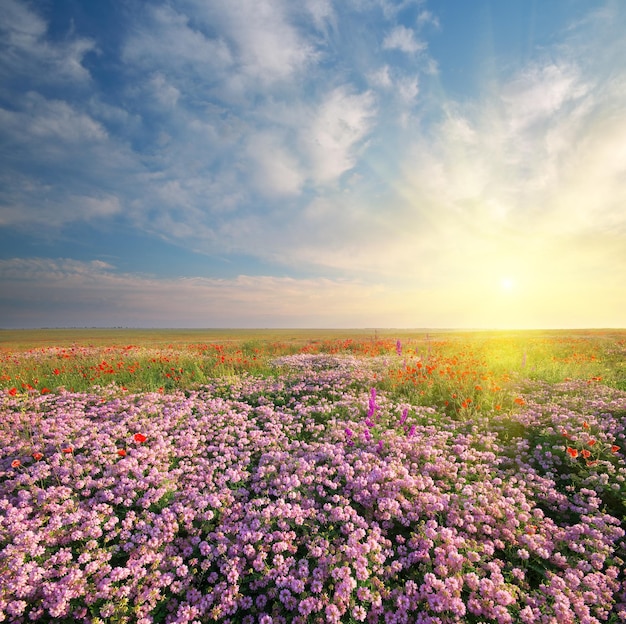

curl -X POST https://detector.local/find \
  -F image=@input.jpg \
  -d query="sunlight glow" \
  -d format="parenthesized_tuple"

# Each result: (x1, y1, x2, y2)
(500, 277, 515, 292)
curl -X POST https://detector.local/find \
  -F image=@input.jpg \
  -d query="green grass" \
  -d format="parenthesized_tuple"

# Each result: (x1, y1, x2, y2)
(1, 329, 625, 400)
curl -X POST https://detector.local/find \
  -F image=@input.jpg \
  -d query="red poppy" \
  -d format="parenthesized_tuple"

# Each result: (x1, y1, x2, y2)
(582, 421, 590, 429)
(588, 439, 596, 446)
(586, 460, 598, 467)
(117, 449, 127, 457)
(8, 387, 17, 396)
(53, 368, 60, 375)
(566, 447, 578, 458)
(32, 452, 43, 461)
(134, 433, 147, 443)
(41, 387, 50, 395)
(581, 449, 591, 459)
(62, 447, 73, 454)
(514, 398, 525, 406)
(11, 459, 21, 468)
(611, 445, 620, 453)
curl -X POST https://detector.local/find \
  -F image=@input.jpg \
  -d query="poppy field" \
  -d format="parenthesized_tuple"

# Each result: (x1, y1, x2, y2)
(1, 329, 626, 623)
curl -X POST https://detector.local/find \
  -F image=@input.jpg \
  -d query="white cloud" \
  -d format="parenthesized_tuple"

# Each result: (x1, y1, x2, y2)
(304, 0, 336, 34)
(397, 75, 420, 103)
(368, 66, 419, 105)
(173, 0, 318, 98)
(302, 86, 377, 184)
(369, 65, 393, 89)
(18, 94, 107, 143)
(383, 25, 426, 54)
(148, 73, 181, 110)
(246, 131, 304, 196)
(0, 0, 47, 45)
(417, 9, 440, 29)
(122, 4, 233, 77)
(78, 195, 122, 219)
(501, 63, 588, 133)
(0, 0, 95, 83)
(0, 184, 123, 228)
(377, 0, 425, 20)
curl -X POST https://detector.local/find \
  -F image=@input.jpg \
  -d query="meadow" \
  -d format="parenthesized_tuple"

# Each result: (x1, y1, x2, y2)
(1, 329, 625, 623)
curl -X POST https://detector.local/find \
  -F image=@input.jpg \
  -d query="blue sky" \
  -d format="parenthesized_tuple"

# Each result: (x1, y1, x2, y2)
(1, 0, 625, 329)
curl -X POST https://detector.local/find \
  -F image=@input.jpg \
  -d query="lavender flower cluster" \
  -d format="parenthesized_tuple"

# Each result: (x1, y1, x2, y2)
(1, 356, 625, 623)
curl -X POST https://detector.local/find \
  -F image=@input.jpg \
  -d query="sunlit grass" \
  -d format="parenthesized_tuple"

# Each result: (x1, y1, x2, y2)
(1, 329, 624, 398)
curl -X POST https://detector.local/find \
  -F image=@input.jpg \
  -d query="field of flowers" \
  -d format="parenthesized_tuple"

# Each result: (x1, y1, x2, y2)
(1, 330, 626, 623)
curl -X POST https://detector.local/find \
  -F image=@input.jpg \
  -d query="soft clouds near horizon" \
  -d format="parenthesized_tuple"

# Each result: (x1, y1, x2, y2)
(1, 0, 625, 328)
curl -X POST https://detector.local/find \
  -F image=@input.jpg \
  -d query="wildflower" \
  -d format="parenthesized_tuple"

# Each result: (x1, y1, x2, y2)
(611, 445, 620, 453)
(117, 449, 127, 457)
(8, 387, 17, 396)
(514, 397, 525, 406)
(581, 449, 591, 459)
(588, 439, 596, 446)
(53, 368, 60, 375)
(583, 421, 590, 429)
(62, 446, 73, 454)
(32, 452, 43, 461)
(566, 447, 578, 458)
(368, 387, 377, 418)
(134, 433, 147, 443)
(396, 340, 402, 356)
(41, 387, 50, 394)
(11, 459, 21, 468)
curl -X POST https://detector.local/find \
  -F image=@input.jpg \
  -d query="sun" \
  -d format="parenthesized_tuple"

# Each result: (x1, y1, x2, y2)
(500, 277, 515, 292)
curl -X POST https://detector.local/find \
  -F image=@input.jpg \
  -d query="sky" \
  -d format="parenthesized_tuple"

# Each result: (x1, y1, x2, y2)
(1, 0, 625, 329)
